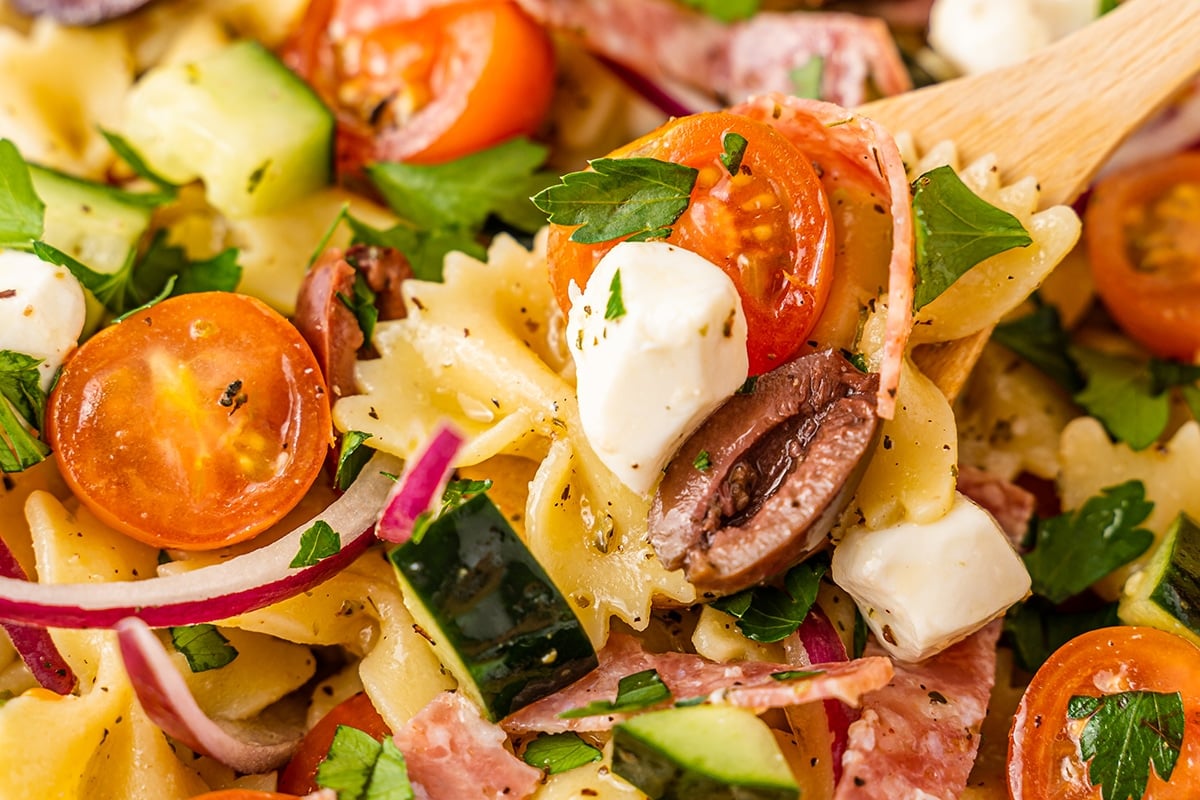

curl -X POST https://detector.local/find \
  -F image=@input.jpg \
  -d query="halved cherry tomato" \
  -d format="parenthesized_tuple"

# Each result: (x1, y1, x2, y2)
(285, 0, 555, 173)
(547, 111, 834, 376)
(277, 691, 390, 794)
(46, 292, 331, 551)
(1008, 626, 1200, 799)
(1084, 151, 1200, 361)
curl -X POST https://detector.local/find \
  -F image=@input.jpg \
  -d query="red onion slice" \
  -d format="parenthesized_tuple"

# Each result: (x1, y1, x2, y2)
(789, 606, 853, 784)
(0, 534, 76, 693)
(0, 453, 399, 629)
(116, 616, 299, 773)
(375, 424, 463, 544)
(592, 53, 710, 119)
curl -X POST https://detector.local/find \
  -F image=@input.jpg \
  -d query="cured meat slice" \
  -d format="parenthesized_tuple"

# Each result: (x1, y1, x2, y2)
(956, 465, 1036, 547)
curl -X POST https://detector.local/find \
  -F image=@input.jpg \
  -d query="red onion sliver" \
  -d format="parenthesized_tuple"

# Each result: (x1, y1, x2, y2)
(116, 616, 299, 773)
(791, 607, 853, 784)
(375, 424, 464, 544)
(0, 534, 76, 693)
(592, 52, 706, 119)
(0, 453, 399, 629)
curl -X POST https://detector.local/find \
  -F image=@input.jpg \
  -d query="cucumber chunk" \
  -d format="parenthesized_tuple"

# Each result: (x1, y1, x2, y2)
(389, 494, 598, 720)
(120, 40, 333, 218)
(1119, 512, 1200, 646)
(613, 705, 799, 800)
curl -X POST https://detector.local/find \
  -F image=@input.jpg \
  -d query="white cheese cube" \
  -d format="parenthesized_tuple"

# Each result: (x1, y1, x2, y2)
(567, 241, 749, 495)
(0, 249, 87, 390)
(831, 492, 1031, 663)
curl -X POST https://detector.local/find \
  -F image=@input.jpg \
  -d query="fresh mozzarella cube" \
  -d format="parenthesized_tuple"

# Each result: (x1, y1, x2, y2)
(929, 0, 1051, 75)
(567, 241, 749, 495)
(0, 249, 87, 390)
(831, 492, 1031, 663)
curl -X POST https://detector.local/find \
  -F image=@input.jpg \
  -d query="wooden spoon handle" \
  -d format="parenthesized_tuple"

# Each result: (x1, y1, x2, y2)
(860, 0, 1200, 207)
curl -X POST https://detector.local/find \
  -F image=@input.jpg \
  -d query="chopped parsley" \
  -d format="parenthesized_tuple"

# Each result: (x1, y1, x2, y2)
(532, 157, 698, 245)
(719, 132, 749, 175)
(169, 624, 238, 673)
(290, 520, 342, 568)
(910, 164, 1032, 310)
(338, 271, 380, 343)
(1072, 348, 1170, 452)
(605, 268, 626, 320)
(0, 350, 50, 472)
(711, 557, 827, 642)
(1003, 599, 1120, 672)
(1022, 480, 1154, 604)
(693, 450, 712, 471)
(335, 431, 375, 491)
(410, 478, 494, 543)
(347, 215, 484, 283)
(991, 298, 1083, 392)
(0, 139, 43, 247)
(1069, 690, 1184, 800)
(559, 669, 672, 718)
(317, 724, 414, 800)
(522, 732, 603, 774)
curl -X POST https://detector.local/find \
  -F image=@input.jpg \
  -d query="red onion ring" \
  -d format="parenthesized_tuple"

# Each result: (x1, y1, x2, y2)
(0, 453, 399, 629)
(789, 606, 854, 784)
(375, 423, 463, 544)
(116, 616, 299, 774)
(0, 534, 76, 693)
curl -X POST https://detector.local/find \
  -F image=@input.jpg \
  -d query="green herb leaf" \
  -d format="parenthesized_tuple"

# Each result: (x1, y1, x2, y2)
(290, 520, 342, 568)
(113, 274, 177, 322)
(605, 269, 626, 320)
(338, 271, 379, 343)
(991, 298, 1084, 392)
(1069, 690, 1184, 800)
(678, 0, 760, 22)
(410, 478, 494, 544)
(737, 376, 758, 395)
(317, 724, 414, 800)
(559, 669, 672, 718)
(789, 56, 824, 100)
(719, 132, 748, 175)
(346, 214, 484, 283)
(1003, 599, 1120, 672)
(336, 431, 375, 491)
(1023, 481, 1154, 604)
(169, 624, 238, 673)
(1072, 347, 1169, 451)
(369, 138, 550, 233)
(100, 130, 180, 194)
(0, 139, 44, 249)
(693, 450, 712, 471)
(0, 350, 50, 473)
(1150, 359, 1200, 422)
(770, 669, 824, 681)
(910, 165, 1032, 310)
(522, 732, 603, 775)
(308, 203, 351, 269)
(710, 558, 828, 642)
(532, 157, 698, 245)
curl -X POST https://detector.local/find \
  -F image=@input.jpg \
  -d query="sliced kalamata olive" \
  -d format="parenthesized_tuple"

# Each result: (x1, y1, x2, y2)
(649, 349, 879, 596)
(11, 0, 157, 25)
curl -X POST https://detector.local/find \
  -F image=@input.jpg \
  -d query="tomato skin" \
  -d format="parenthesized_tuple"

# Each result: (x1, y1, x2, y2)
(1084, 152, 1200, 361)
(1008, 626, 1200, 800)
(547, 111, 834, 376)
(277, 692, 390, 795)
(46, 292, 331, 551)
(286, 0, 555, 174)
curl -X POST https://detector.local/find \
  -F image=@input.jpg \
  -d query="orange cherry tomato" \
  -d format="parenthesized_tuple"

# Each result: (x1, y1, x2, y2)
(1008, 626, 1200, 799)
(190, 792, 304, 800)
(1084, 151, 1200, 361)
(546, 111, 835, 376)
(47, 292, 331, 551)
(286, 0, 555, 173)
(278, 692, 390, 795)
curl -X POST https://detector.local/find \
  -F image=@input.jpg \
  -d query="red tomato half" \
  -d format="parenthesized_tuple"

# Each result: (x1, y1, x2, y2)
(286, 0, 556, 174)
(277, 692, 390, 795)
(47, 292, 332, 551)
(1084, 151, 1200, 361)
(547, 111, 834, 376)
(1008, 626, 1200, 799)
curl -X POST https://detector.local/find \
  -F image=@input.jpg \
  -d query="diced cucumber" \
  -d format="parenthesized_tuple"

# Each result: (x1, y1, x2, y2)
(120, 40, 333, 218)
(389, 494, 598, 720)
(1119, 512, 1200, 646)
(612, 705, 799, 800)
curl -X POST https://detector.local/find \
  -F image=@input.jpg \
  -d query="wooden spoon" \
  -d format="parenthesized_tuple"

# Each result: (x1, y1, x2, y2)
(856, 0, 1200, 398)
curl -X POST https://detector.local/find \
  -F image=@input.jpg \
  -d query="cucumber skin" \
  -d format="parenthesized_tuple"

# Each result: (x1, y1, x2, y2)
(613, 726, 799, 800)
(1149, 513, 1200, 633)
(390, 495, 597, 720)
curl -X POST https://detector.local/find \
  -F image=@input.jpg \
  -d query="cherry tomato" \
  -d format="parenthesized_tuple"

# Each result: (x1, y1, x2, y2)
(1084, 151, 1200, 361)
(1008, 626, 1200, 799)
(277, 692, 390, 795)
(285, 0, 555, 173)
(547, 111, 834, 376)
(46, 292, 331, 551)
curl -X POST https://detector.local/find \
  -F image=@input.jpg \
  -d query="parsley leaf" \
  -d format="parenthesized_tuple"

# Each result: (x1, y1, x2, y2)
(910, 165, 1032, 310)
(336, 431, 375, 491)
(532, 157, 698, 245)
(290, 520, 342, 568)
(346, 215, 484, 283)
(169, 624, 238, 672)
(1150, 359, 1200, 421)
(719, 132, 748, 175)
(1003, 598, 1120, 672)
(693, 450, 712, 471)
(559, 669, 672, 718)
(1069, 690, 1184, 800)
(991, 298, 1084, 392)
(679, 0, 760, 22)
(710, 558, 827, 642)
(0, 350, 49, 472)
(605, 269, 626, 320)
(338, 270, 379, 343)
(522, 732, 603, 775)
(410, 478, 493, 544)
(1071, 347, 1169, 451)
(789, 56, 824, 100)
(1023, 481, 1154, 604)
(0, 139, 43, 248)
(317, 724, 414, 800)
